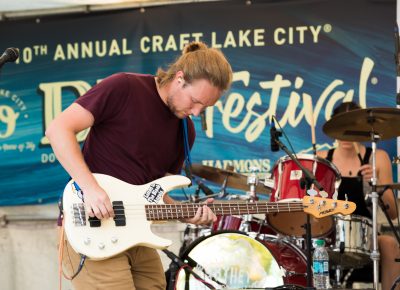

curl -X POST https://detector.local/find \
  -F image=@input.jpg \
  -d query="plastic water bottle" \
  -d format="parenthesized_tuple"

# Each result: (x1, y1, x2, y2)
(313, 239, 331, 289)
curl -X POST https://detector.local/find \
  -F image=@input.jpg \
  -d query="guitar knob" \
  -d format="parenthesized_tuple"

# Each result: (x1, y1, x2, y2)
(332, 202, 337, 208)
(111, 237, 118, 244)
(98, 243, 105, 250)
(84, 237, 91, 245)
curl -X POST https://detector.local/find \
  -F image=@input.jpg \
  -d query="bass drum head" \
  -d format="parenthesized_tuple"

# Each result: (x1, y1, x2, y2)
(175, 231, 284, 289)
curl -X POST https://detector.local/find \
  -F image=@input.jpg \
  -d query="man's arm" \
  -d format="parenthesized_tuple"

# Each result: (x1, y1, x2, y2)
(46, 103, 114, 219)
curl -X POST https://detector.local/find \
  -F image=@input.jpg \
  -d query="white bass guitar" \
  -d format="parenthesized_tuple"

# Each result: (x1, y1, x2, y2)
(62, 174, 356, 260)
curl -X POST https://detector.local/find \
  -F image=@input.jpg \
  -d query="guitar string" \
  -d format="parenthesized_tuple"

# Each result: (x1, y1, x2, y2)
(74, 206, 306, 216)
(72, 206, 308, 220)
(104, 202, 306, 207)
(71, 201, 339, 220)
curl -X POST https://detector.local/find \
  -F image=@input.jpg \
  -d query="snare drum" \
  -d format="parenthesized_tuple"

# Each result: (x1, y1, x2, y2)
(175, 232, 307, 289)
(328, 214, 372, 269)
(268, 154, 341, 237)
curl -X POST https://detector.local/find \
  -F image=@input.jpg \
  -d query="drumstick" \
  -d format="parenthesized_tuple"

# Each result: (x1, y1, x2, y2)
(353, 142, 364, 165)
(310, 109, 317, 155)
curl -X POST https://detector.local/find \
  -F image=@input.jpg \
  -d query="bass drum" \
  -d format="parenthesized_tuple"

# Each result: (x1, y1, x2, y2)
(175, 231, 307, 289)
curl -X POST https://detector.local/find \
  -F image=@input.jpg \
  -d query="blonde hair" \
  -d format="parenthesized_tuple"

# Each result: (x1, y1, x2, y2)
(156, 41, 232, 92)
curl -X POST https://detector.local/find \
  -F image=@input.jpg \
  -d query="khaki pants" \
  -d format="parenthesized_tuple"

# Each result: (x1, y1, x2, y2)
(63, 239, 166, 290)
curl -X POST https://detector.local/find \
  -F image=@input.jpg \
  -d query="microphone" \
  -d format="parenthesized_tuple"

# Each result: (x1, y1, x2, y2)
(197, 181, 214, 196)
(270, 119, 280, 152)
(200, 111, 207, 131)
(0, 48, 19, 69)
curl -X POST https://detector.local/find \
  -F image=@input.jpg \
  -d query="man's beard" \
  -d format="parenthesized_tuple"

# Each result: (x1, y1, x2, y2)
(166, 94, 184, 118)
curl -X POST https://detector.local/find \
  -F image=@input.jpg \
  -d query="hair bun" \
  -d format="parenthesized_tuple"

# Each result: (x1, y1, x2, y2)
(182, 41, 208, 55)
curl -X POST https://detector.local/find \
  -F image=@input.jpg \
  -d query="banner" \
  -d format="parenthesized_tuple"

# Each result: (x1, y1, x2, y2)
(0, 0, 396, 205)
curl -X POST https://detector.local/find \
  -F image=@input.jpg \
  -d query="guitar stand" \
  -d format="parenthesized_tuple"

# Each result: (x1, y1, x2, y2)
(163, 249, 219, 290)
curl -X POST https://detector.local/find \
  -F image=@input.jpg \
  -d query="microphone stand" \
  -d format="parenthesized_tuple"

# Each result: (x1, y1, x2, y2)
(272, 139, 324, 192)
(272, 132, 324, 290)
(163, 249, 216, 290)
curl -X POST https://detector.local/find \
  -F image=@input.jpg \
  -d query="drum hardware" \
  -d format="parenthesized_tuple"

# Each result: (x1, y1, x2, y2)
(239, 214, 254, 233)
(191, 180, 203, 203)
(185, 172, 234, 203)
(163, 248, 218, 290)
(226, 194, 250, 200)
(323, 106, 400, 290)
(332, 265, 343, 289)
(247, 167, 260, 201)
(191, 164, 271, 194)
(218, 167, 230, 199)
(185, 192, 225, 203)
(376, 186, 400, 256)
(264, 177, 274, 189)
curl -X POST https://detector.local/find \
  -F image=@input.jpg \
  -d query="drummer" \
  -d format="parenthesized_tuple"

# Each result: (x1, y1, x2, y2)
(317, 101, 400, 290)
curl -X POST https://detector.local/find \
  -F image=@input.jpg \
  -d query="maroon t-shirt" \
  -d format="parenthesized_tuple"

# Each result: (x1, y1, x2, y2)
(75, 73, 195, 185)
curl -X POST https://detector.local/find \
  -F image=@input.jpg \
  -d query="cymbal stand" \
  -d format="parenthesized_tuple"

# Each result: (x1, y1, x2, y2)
(246, 167, 259, 201)
(218, 174, 229, 199)
(237, 168, 260, 233)
(370, 131, 380, 290)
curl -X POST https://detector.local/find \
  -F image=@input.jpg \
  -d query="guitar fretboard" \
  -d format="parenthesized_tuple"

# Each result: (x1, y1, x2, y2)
(145, 201, 304, 221)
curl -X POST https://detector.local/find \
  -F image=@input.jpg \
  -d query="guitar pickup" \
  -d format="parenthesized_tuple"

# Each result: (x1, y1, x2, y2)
(88, 216, 101, 227)
(113, 201, 126, 227)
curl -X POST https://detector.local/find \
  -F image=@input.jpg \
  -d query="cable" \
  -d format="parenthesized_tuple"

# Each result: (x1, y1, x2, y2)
(393, 189, 400, 239)
(390, 274, 400, 290)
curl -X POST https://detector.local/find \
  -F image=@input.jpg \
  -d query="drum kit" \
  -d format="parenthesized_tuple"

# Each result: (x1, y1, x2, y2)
(169, 107, 400, 290)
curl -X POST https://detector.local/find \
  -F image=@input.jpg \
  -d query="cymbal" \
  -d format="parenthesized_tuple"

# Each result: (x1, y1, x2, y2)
(190, 164, 271, 194)
(323, 107, 400, 142)
(376, 183, 400, 190)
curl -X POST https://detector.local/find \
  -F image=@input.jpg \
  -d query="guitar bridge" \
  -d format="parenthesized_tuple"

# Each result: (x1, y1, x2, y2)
(72, 203, 86, 226)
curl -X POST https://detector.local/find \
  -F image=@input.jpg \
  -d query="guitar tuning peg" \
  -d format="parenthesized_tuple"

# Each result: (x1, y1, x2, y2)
(332, 190, 338, 200)
(319, 191, 328, 198)
(307, 188, 318, 196)
(345, 194, 348, 201)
